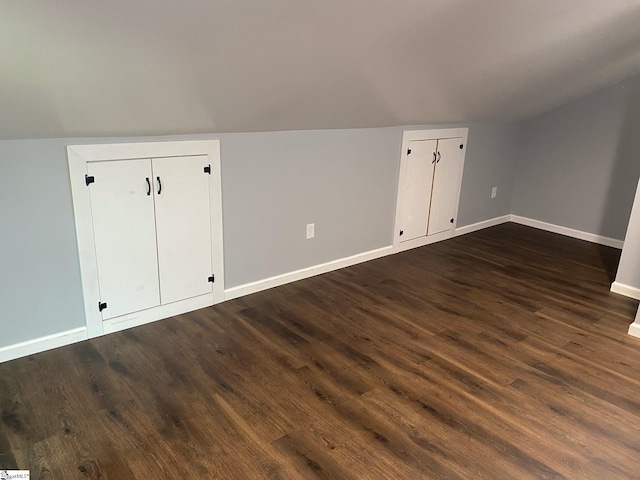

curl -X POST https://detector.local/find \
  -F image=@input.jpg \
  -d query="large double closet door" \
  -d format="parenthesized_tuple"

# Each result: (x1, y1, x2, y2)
(400, 137, 464, 241)
(87, 155, 212, 320)
(396, 129, 467, 247)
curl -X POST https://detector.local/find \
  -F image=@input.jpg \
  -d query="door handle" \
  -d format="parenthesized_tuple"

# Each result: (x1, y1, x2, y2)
(146, 177, 151, 196)
(437, 152, 441, 163)
(157, 176, 162, 195)
(432, 152, 436, 164)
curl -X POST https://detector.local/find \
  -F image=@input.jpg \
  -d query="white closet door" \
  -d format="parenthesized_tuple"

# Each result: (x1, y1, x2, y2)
(87, 159, 160, 320)
(400, 140, 437, 241)
(152, 155, 212, 304)
(428, 137, 464, 235)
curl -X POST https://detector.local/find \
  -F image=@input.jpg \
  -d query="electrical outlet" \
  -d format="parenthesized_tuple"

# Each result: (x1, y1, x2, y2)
(306, 223, 315, 239)
(491, 187, 497, 199)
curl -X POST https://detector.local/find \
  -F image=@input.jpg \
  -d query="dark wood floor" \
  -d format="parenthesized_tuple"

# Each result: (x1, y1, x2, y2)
(2, 223, 640, 479)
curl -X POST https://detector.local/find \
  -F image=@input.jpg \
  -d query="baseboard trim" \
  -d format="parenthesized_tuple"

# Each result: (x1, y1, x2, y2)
(628, 322, 640, 339)
(0, 327, 88, 363)
(610, 282, 640, 300)
(509, 215, 624, 249)
(1, 214, 629, 363)
(224, 245, 393, 300)
(455, 215, 511, 237)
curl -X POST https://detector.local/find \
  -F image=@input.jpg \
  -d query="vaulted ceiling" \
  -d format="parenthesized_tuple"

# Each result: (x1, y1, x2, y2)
(3, 0, 640, 139)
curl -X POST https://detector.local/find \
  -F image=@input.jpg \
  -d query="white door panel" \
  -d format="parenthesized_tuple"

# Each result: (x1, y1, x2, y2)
(428, 138, 464, 235)
(152, 155, 213, 304)
(87, 159, 160, 320)
(400, 139, 437, 242)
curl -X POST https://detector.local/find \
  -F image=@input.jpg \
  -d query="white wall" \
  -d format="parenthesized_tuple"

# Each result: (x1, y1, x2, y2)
(5, 2, 640, 140)
(458, 124, 520, 227)
(220, 129, 400, 287)
(512, 74, 640, 241)
(613, 179, 640, 299)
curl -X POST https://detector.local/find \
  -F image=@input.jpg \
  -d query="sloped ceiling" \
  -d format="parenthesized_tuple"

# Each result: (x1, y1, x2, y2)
(3, 0, 640, 139)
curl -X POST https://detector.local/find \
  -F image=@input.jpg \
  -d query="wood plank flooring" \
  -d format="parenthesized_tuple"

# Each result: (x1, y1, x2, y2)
(1, 223, 640, 479)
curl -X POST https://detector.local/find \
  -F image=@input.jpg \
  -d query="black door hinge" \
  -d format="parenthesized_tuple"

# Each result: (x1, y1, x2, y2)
(85, 175, 95, 185)
(208, 275, 215, 283)
(407, 148, 412, 155)
(98, 302, 107, 312)
(204, 165, 211, 174)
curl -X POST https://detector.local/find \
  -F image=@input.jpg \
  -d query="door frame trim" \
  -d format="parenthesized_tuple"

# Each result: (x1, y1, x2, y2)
(393, 128, 468, 253)
(67, 140, 225, 338)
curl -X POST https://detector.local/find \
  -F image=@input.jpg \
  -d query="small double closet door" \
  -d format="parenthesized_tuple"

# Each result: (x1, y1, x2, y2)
(87, 155, 213, 320)
(400, 137, 464, 241)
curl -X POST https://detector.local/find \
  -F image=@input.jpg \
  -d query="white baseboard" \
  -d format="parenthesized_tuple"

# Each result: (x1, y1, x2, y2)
(610, 282, 640, 300)
(622, 304, 640, 339)
(224, 245, 393, 300)
(455, 215, 511, 237)
(0, 327, 88, 363)
(628, 322, 640, 339)
(510, 215, 624, 249)
(1, 214, 630, 363)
